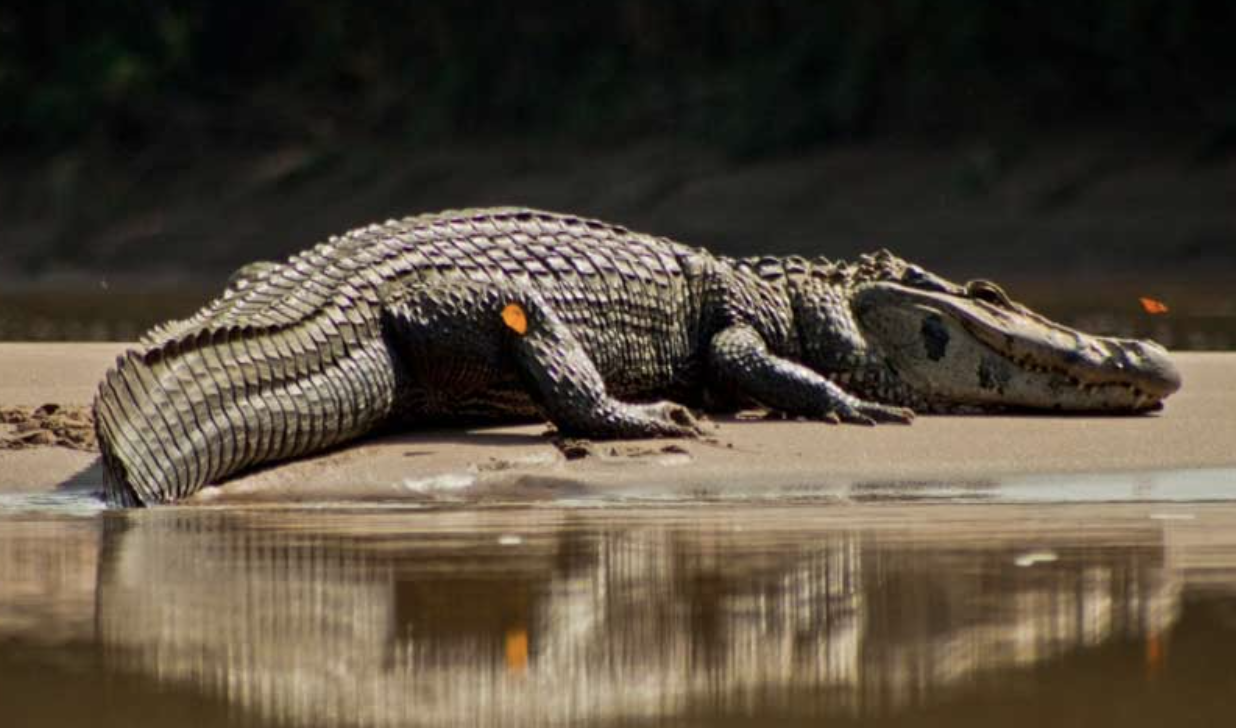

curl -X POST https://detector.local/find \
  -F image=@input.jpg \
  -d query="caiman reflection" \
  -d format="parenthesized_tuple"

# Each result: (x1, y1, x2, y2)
(83, 507, 1195, 727)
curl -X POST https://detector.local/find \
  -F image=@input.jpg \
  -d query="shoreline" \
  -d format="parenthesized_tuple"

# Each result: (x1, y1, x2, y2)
(1, 344, 1232, 502)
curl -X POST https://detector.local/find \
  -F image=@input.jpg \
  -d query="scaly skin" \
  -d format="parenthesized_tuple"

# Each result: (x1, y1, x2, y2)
(94, 207, 1181, 506)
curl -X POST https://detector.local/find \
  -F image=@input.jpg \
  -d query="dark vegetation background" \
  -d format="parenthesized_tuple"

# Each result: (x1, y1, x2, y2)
(1, 1, 1234, 344)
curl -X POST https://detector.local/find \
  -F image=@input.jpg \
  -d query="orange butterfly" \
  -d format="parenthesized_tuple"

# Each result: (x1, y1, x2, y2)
(1139, 297, 1169, 315)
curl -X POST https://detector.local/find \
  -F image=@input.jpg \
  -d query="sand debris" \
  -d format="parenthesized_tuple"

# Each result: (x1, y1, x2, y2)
(0, 404, 96, 451)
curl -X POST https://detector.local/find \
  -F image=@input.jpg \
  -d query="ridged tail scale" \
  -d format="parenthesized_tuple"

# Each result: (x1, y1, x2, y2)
(94, 315, 398, 507)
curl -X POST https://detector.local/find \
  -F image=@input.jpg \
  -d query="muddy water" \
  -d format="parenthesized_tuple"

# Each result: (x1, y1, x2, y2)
(3, 500, 1236, 727)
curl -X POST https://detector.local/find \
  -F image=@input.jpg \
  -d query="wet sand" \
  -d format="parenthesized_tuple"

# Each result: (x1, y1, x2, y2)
(0, 343, 1232, 500)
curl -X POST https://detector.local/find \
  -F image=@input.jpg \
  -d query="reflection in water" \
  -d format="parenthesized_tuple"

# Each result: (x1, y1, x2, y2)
(0, 516, 99, 646)
(3, 505, 1235, 726)
(92, 508, 1182, 726)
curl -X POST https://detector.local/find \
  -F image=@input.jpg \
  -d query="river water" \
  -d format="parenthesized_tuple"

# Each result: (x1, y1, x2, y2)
(3, 495, 1236, 727)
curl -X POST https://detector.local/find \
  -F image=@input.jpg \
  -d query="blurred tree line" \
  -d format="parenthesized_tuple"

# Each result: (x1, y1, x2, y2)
(1, 0, 1232, 155)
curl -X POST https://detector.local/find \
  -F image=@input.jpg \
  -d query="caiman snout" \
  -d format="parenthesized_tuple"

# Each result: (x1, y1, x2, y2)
(1106, 338, 1181, 401)
(852, 280, 1184, 412)
(977, 323, 1183, 410)
(1037, 335, 1182, 405)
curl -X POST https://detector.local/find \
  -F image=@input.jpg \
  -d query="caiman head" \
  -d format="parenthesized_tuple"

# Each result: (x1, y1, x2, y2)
(786, 251, 1182, 414)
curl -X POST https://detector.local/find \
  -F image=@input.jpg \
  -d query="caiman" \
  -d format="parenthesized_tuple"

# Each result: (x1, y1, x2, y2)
(94, 207, 1182, 506)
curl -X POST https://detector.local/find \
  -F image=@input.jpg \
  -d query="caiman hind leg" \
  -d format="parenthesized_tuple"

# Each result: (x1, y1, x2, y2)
(381, 280, 534, 423)
(382, 280, 704, 438)
(709, 325, 914, 425)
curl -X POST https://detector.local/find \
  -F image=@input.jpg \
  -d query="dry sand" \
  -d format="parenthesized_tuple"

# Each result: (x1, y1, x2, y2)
(0, 343, 1232, 502)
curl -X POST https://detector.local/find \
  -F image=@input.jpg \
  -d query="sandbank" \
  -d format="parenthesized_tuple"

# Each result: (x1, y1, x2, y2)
(0, 343, 1231, 503)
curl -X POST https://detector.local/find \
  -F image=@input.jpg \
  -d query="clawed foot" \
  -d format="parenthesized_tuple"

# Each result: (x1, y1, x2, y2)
(820, 401, 916, 426)
(637, 401, 710, 438)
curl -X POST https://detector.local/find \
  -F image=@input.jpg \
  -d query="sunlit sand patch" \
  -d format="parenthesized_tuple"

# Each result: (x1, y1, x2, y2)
(401, 472, 477, 495)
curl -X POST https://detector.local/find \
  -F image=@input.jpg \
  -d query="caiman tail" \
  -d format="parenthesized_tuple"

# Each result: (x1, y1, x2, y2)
(94, 324, 400, 507)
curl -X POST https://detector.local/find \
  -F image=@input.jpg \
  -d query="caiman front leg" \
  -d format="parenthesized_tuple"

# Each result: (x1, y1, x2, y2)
(709, 325, 914, 425)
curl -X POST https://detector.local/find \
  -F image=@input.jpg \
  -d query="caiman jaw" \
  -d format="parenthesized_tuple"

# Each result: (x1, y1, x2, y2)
(852, 282, 1183, 413)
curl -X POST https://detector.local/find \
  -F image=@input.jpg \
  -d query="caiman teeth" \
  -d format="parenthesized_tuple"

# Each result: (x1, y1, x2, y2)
(1013, 356, 1158, 403)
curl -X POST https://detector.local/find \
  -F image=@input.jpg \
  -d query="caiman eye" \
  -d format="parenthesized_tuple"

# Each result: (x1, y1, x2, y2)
(966, 280, 1012, 307)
